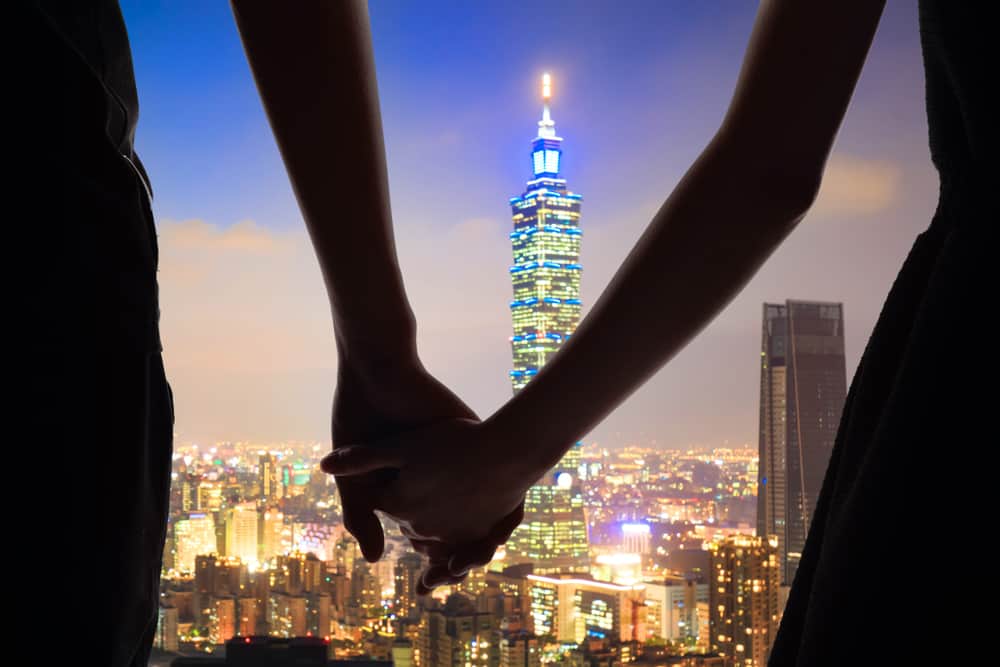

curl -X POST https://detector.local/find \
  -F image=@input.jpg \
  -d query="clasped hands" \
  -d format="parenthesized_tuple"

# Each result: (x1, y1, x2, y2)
(320, 360, 534, 594)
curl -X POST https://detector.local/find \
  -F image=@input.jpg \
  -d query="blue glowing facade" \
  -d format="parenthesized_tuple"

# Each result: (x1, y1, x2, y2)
(508, 74, 584, 393)
(505, 75, 589, 575)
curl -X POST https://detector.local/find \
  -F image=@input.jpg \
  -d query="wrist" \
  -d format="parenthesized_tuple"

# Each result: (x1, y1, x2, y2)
(335, 311, 419, 375)
(482, 410, 566, 493)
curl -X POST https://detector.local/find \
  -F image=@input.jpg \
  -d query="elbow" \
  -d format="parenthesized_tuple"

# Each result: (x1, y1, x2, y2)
(709, 130, 824, 223)
(748, 161, 823, 226)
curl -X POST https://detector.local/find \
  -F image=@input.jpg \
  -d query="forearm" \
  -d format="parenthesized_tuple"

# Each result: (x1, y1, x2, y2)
(486, 0, 883, 482)
(488, 135, 812, 477)
(232, 0, 416, 367)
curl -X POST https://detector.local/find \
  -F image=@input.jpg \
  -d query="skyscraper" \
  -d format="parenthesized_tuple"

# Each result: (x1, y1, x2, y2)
(416, 594, 500, 667)
(174, 512, 219, 572)
(504, 74, 589, 575)
(225, 502, 259, 565)
(708, 535, 781, 667)
(259, 453, 281, 502)
(395, 551, 424, 622)
(757, 301, 847, 584)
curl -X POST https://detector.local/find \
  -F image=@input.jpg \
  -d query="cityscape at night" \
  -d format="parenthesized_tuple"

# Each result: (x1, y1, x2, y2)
(155, 74, 834, 667)
(113, 3, 940, 666)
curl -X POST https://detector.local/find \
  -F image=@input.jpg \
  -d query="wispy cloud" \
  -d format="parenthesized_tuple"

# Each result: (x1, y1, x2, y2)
(810, 154, 901, 218)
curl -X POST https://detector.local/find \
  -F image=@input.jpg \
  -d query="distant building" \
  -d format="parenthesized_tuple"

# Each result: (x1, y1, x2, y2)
(224, 502, 258, 564)
(259, 506, 287, 562)
(500, 632, 541, 667)
(621, 523, 651, 556)
(708, 535, 780, 667)
(504, 74, 589, 576)
(259, 453, 282, 501)
(416, 594, 500, 667)
(194, 555, 249, 626)
(155, 605, 179, 652)
(395, 552, 424, 621)
(173, 512, 218, 572)
(269, 592, 307, 638)
(208, 595, 236, 644)
(526, 575, 644, 643)
(757, 301, 846, 584)
(642, 578, 708, 643)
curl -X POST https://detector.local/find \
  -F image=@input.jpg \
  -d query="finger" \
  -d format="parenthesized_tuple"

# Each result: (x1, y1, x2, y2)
(448, 503, 524, 575)
(342, 494, 385, 562)
(489, 501, 525, 544)
(408, 538, 454, 561)
(321, 446, 405, 476)
(419, 563, 467, 594)
(448, 543, 497, 576)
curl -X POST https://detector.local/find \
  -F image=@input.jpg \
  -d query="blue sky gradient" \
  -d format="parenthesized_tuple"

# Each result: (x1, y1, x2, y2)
(120, 2, 938, 447)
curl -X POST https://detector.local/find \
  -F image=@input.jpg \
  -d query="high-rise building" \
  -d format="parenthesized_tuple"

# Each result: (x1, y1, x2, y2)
(757, 301, 847, 584)
(225, 502, 259, 565)
(505, 74, 589, 575)
(174, 512, 218, 572)
(236, 596, 257, 638)
(642, 578, 709, 643)
(259, 453, 281, 502)
(416, 594, 500, 667)
(259, 506, 288, 563)
(395, 551, 424, 622)
(208, 595, 237, 645)
(708, 535, 780, 667)
(269, 593, 308, 638)
(526, 575, 644, 643)
(500, 632, 540, 667)
(155, 605, 179, 652)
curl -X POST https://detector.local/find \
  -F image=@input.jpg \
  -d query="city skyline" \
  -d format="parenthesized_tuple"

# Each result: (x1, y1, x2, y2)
(119, 2, 937, 447)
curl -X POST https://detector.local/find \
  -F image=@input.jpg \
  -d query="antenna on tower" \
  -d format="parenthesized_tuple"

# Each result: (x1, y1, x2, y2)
(538, 73, 556, 138)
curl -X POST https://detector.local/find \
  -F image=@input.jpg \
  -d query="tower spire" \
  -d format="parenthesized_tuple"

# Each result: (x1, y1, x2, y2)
(538, 73, 556, 139)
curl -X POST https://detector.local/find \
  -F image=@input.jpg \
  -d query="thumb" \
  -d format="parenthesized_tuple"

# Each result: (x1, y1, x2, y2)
(321, 445, 405, 476)
(342, 495, 386, 563)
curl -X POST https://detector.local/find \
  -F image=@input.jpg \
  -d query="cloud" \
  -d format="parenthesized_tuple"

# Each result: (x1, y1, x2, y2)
(162, 218, 292, 253)
(155, 216, 515, 442)
(809, 153, 901, 218)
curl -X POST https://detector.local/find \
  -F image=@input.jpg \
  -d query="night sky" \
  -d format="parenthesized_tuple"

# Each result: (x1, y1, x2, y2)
(120, 1, 938, 447)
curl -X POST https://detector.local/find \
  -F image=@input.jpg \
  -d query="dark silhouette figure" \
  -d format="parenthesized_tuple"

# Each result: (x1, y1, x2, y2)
(768, 4, 991, 664)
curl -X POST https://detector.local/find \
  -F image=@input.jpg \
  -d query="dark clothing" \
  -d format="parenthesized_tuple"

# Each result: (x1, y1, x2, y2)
(24, 2, 173, 666)
(769, 3, 992, 665)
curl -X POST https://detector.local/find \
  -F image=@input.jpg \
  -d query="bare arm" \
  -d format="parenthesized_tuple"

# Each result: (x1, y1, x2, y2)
(488, 0, 886, 478)
(232, 0, 496, 564)
(231, 0, 415, 368)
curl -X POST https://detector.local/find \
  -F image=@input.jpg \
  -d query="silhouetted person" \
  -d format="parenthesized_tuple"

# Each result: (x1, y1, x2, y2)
(25, 2, 513, 664)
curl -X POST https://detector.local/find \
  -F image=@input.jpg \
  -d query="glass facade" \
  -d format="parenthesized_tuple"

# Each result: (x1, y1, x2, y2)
(757, 301, 847, 584)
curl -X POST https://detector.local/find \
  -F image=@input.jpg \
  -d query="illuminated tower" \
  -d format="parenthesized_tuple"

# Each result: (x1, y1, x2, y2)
(757, 301, 847, 585)
(508, 72, 583, 391)
(505, 74, 589, 575)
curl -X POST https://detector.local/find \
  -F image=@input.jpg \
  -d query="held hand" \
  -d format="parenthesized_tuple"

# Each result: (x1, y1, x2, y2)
(330, 360, 478, 562)
(321, 417, 533, 590)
